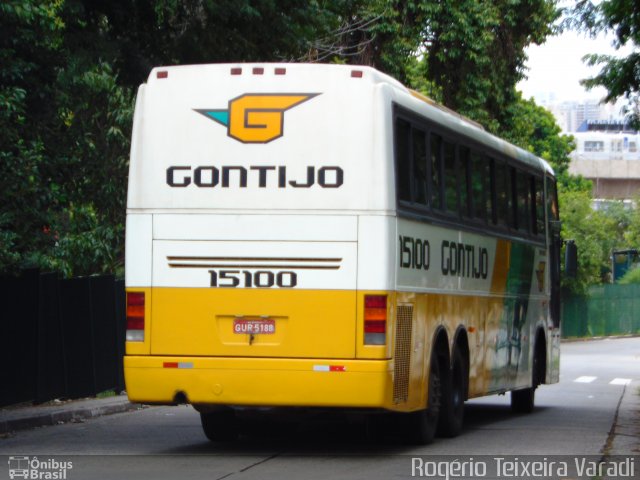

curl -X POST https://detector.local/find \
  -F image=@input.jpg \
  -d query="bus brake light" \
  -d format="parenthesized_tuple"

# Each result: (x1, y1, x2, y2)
(364, 295, 387, 345)
(126, 292, 145, 342)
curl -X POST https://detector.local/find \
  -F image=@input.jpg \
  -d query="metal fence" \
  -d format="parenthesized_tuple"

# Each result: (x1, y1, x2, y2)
(562, 284, 640, 338)
(0, 270, 125, 407)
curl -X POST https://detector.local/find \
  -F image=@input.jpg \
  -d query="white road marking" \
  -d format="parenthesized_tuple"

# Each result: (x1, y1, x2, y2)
(574, 376, 597, 383)
(609, 378, 632, 386)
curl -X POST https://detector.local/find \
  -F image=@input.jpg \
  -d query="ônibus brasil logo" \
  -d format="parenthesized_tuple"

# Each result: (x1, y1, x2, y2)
(194, 93, 320, 144)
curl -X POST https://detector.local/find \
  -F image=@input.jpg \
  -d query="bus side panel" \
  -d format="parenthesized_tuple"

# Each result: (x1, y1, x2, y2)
(395, 218, 552, 401)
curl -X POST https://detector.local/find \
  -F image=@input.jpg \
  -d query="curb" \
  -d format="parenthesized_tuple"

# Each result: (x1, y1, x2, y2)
(607, 380, 640, 456)
(0, 401, 144, 435)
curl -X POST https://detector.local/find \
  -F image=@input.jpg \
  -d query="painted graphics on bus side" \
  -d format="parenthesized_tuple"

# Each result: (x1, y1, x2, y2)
(396, 218, 547, 297)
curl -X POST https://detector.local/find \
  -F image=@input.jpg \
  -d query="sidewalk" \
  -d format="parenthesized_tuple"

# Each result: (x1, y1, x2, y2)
(0, 394, 142, 435)
(608, 380, 640, 455)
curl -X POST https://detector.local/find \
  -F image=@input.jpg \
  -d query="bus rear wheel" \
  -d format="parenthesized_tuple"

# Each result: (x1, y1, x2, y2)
(200, 408, 238, 441)
(438, 348, 466, 437)
(511, 386, 534, 413)
(406, 352, 441, 444)
(511, 341, 544, 413)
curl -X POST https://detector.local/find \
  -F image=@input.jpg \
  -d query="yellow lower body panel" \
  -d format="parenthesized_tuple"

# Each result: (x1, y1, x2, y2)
(125, 355, 395, 409)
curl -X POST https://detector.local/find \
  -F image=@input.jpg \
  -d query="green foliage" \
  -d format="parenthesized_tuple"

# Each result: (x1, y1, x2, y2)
(47, 204, 124, 278)
(0, 0, 64, 273)
(420, 0, 559, 131)
(568, 0, 640, 128)
(501, 93, 575, 175)
(560, 191, 611, 294)
(618, 267, 640, 285)
(0, 0, 617, 289)
(560, 194, 640, 293)
(0, 0, 342, 277)
(303, 1, 429, 82)
(623, 199, 640, 247)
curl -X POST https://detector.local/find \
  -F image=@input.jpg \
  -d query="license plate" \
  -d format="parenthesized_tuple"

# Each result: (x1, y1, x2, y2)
(233, 318, 276, 335)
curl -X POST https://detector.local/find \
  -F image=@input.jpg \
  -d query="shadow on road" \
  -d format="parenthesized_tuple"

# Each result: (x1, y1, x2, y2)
(159, 402, 549, 455)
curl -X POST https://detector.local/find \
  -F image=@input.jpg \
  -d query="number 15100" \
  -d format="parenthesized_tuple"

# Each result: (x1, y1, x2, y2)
(209, 269, 297, 288)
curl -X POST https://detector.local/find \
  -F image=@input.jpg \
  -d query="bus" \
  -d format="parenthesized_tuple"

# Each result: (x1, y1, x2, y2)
(124, 63, 564, 444)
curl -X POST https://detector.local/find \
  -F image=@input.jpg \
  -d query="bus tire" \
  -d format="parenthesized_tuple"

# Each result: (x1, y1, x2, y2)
(200, 408, 238, 441)
(406, 351, 441, 444)
(438, 348, 466, 437)
(511, 341, 543, 413)
(510, 383, 535, 413)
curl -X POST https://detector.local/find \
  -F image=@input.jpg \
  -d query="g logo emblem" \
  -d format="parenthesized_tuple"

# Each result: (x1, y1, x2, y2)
(195, 93, 319, 144)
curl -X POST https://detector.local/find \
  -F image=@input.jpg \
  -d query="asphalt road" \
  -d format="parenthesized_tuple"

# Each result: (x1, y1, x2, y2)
(1, 337, 638, 480)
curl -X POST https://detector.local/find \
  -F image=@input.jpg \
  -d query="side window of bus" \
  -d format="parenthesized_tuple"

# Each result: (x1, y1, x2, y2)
(507, 166, 517, 229)
(412, 128, 428, 206)
(444, 140, 458, 215)
(470, 151, 485, 221)
(494, 160, 509, 227)
(516, 170, 530, 234)
(459, 146, 472, 218)
(547, 177, 559, 222)
(395, 118, 412, 203)
(534, 176, 546, 236)
(430, 133, 443, 210)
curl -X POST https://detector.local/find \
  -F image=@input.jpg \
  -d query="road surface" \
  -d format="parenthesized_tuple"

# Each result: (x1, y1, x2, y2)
(1, 337, 638, 479)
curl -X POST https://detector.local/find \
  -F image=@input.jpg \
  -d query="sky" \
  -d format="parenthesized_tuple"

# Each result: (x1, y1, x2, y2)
(517, 29, 631, 104)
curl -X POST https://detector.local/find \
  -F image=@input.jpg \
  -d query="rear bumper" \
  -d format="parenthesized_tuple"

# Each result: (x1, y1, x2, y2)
(124, 355, 395, 409)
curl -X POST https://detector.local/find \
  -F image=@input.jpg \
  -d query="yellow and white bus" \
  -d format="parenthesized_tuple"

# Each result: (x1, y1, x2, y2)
(124, 63, 563, 444)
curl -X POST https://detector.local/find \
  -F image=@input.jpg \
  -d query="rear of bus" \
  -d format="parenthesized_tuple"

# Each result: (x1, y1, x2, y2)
(124, 64, 412, 419)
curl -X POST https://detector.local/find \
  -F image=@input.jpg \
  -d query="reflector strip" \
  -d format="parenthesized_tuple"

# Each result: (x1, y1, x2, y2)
(313, 365, 346, 372)
(163, 362, 194, 369)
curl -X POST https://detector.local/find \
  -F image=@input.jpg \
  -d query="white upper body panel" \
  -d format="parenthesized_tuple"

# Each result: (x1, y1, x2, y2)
(127, 63, 401, 213)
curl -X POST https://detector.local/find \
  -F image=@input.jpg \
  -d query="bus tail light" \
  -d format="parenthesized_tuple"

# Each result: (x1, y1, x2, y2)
(126, 292, 145, 342)
(364, 295, 387, 345)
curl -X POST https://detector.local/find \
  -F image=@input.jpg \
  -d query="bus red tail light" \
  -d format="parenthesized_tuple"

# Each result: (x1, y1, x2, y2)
(126, 292, 145, 342)
(364, 295, 387, 345)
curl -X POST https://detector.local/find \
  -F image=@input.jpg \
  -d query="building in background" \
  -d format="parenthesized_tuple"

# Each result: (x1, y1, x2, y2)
(546, 99, 621, 133)
(569, 120, 640, 202)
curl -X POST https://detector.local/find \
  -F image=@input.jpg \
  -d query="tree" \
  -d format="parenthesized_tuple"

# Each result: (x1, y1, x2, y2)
(568, 0, 640, 128)
(421, 0, 559, 131)
(560, 191, 614, 293)
(300, 1, 428, 83)
(308, 1, 559, 132)
(0, 0, 348, 276)
(501, 93, 575, 175)
(63, 0, 345, 88)
(0, 1, 65, 273)
(0, 1, 580, 278)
